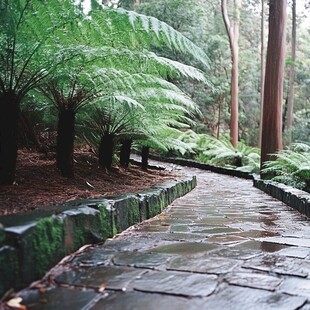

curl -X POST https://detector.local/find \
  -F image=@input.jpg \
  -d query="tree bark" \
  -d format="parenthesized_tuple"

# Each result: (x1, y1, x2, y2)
(286, 0, 296, 144)
(216, 95, 223, 139)
(120, 139, 132, 168)
(99, 134, 114, 169)
(56, 110, 76, 177)
(0, 91, 20, 185)
(221, 0, 240, 148)
(260, 0, 287, 173)
(258, 0, 265, 147)
(141, 146, 149, 170)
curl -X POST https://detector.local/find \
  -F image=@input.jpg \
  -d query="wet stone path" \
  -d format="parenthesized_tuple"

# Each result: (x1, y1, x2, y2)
(22, 164, 310, 309)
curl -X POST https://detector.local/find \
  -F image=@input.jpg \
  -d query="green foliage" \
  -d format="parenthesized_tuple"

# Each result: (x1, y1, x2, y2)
(262, 143, 310, 192)
(175, 130, 260, 173)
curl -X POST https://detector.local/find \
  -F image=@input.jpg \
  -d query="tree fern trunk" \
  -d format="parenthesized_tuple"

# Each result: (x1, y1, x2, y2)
(120, 139, 132, 168)
(0, 92, 20, 185)
(56, 110, 75, 177)
(99, 134, 114, 169)
(141, 146, 149, 170)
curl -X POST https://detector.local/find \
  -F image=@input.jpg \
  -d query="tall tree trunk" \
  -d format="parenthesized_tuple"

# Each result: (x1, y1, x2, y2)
(221, 0, 240, 148)
(99, 134, 114, 169)
(141, 146, 149, 170)
(120, 139, 132, 168)
(56, 110, 76, 177)
(0, 91, 20, 185)
(286, 0, 296, 144)
(258, 0, 265, 147)
(260, 0, 287, 174)
(216, 95, 223, 139)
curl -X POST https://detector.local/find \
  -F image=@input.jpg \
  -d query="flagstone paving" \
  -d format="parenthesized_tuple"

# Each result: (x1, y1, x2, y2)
(19, 163, 310, 309)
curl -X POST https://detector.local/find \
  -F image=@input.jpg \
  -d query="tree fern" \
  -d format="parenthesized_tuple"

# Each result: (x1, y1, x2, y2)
(262, 143, 310, 192)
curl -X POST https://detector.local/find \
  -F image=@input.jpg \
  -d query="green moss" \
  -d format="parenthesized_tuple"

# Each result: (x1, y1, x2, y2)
(23, 216, 64, 281)
(0, 246, 19, 296)
(127, 199, 140, 226)
(98, 203, 115, 238)
(0, 224, 5, 245)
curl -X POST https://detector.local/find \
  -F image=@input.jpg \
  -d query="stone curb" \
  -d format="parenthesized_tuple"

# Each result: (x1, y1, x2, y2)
(253, 174, 310, 218)
(150, 155, 310, 218)
(149, 155, 254, 180)
(0, 174, 196, 296)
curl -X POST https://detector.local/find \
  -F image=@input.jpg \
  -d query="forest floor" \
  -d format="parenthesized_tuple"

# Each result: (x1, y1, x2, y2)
(0, 149, 178, 216)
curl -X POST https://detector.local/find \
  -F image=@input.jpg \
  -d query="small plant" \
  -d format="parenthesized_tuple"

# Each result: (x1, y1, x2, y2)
(262, 143, 310, 192)
(175, 130, 260, 173)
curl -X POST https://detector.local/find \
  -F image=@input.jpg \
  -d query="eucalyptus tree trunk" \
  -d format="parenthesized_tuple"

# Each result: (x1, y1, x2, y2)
(141, 146, 149, 170)
(56, 109, 76, 177)
(260, 0, 287, 174)
(221, 0, 240, 148)
(258, 0, 265, 148)
(286, 0, 296, 144)
(120, 139, 132, 168)
(0, 91, 20, 185)
(99, 134, 114, 169)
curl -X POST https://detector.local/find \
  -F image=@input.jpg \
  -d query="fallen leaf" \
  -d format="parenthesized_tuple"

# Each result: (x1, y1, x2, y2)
(86, 181, 95, 189)
(98, 284, 106, 293)
(6, 297, 27, 310)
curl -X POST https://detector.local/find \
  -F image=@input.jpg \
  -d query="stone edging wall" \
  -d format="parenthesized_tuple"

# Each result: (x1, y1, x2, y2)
(149, 155, 310, 218)
(0, 175, 196, 296)
(253, 175, 310, 218)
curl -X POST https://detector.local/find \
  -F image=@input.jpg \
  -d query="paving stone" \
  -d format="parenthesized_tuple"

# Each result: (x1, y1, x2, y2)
(206, 235, 248, 245)
(55, 266, 146, 290)
(224, 272, 282, 291)
(243, 254, 310, 277)
(152, 232, 206, 242)
(279, 278, 310, 298)
(167, 256, 239, 274)
(132, 270, 217, 297)
(137, 225, 170, 232)
(209, 246, 261, 260)
(91, 291, 207, 310)
(70, 247, 117, 267)
(203, 284, 306, 310)
(277, 246, 310, 259)
(150, 242, 219, 255)
(191, 226, 242, 235)
(24, 287, 99, 310)
(170, 225, 191, 232)
(112, 251, 170, 269)
(259, 237, 310, 248)
(232, 240, 289, 253)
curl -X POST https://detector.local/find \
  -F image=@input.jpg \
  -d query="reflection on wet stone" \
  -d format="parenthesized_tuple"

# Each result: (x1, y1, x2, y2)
(224, 272, 282, 291)
(167, 256, 239, 274)
(151, 242, 218, 255)
(133, 271, 217, 297)
(55, 266, 146, 290)
(91, 291, 207, 310)
(280, 278, 310, 298)
(71, 248, 117, 267)
(243, 254, 310, 277)
(112, 251, 170, 269)
(25, 287, 99, 310)
(203, 284, 306, 310)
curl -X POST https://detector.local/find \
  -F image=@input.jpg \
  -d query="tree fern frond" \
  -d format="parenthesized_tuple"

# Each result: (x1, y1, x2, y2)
(88, 7, 209, 68)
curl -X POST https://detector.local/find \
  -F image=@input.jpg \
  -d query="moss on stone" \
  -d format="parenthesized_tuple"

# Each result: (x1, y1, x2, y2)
(127, 199, 140, 226)
(98, 203, 115, 238)
(0, 224, 5, 245)
(22, 216, 64, 283)
(0, 246, 19, 295)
